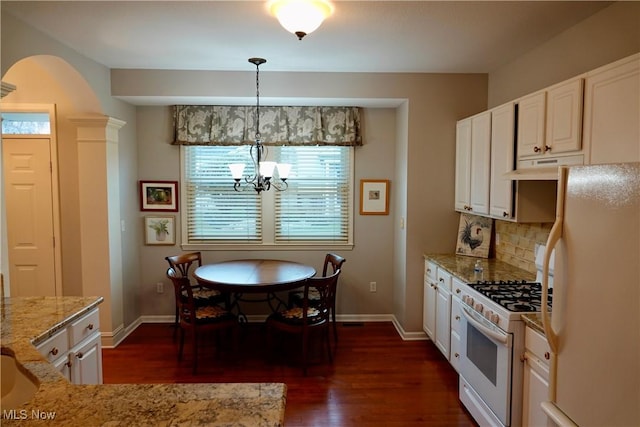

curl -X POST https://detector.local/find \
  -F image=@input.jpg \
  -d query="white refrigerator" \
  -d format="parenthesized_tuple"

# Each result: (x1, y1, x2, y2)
(540, 162, 640, 426)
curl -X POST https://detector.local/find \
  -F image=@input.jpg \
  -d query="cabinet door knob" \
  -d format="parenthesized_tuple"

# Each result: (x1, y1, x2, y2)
(502, 211, 509, 217)
(455, 315, 460, 321)
(455, 288, 461, 294)
(544, 145, 552, 152)
(544, 351, 550, 360)
(454, 353, 459, 358)
(533, 146, 541, 153)
(75, 352, 84, 360)
(520, 354, 528, 362)
(439, 278, 444, 282)
(86, 323, 94, 330)
(50, 347, 59, 356)
(65, 360, 72, 368)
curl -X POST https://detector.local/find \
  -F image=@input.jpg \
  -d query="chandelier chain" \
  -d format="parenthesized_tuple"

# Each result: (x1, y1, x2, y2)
(255, 61, 261, 141)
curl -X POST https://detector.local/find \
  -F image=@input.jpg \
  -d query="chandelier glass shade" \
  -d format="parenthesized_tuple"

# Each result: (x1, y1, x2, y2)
(229, 58, 291, 193)
(268, 0, 334, 40)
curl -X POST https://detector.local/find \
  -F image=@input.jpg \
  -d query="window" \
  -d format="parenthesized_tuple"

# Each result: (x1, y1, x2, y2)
(182, 145, 353, 249)
(1, 112, 51, 134)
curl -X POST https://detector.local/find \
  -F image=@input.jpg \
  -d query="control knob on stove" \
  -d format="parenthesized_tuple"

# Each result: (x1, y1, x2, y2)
(463, 296, 474, 307)
(490, 313, 500, 324)
(474, 302, 484, 314)
(484, 310, 492, 320)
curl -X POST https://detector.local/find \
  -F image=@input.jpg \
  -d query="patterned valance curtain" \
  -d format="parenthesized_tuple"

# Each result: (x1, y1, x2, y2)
(172, 105, 362, 146)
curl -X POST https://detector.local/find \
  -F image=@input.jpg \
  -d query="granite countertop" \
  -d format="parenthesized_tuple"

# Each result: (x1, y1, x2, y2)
(424, 253, 536, 284)
(1, 297, 286, 426)
(521, 312, 545, 335)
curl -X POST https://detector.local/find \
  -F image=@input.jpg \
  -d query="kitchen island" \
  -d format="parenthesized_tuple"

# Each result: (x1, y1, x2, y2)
(1, 296, 286, 426)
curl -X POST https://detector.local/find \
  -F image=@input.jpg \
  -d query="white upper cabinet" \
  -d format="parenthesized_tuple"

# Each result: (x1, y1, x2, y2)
(545, 78, 584, 154)
(517, 92, 546, 159)
(489, 103, 515, 219)
(582, 53, 640, 164)
(469, 112, 492, 215)
(455, 119, 472, 212)
(516, 77, 585, 170)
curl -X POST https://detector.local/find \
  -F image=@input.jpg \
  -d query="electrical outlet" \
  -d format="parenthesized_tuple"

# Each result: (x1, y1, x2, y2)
(369, 282, 377, 292)
(156, 282, 164, 293)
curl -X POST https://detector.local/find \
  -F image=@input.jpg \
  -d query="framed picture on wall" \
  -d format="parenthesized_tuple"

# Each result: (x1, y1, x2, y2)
(455, 213, 492, 258)
(144, 215, 176, 245)
(139, 181, 178, 211)
(360, 179, 390, 215)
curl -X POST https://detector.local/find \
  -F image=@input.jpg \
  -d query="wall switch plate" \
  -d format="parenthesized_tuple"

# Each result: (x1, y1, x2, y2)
(369, 282, 377, 292)
(156, 282, 164, 293)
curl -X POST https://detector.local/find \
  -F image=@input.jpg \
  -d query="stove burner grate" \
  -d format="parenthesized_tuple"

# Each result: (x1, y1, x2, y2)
(468, 280, 552, 313)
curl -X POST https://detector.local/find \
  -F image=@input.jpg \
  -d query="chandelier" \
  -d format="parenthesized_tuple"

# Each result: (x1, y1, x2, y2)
(229, 58, 291, 193)
(268, 0, 334, 40)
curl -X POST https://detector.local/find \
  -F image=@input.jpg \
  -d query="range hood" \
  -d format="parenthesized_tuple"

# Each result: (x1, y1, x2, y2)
(504, 154, 584, 180)
(503, 167, 560, 180)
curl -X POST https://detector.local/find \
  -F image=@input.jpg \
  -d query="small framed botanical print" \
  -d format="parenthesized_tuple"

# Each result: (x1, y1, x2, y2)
(140, 181, 178, 212)
(144, 215, 176, 245)
(360, 179, 390, 215)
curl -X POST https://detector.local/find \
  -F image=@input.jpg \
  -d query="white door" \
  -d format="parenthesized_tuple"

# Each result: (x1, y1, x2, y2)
(2, 137, 57, 296)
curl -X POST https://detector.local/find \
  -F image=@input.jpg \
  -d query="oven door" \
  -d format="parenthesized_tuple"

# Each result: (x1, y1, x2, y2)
(459, 302, 513, 426)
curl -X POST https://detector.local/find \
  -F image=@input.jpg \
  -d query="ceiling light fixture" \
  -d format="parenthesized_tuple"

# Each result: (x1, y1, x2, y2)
(268, 0, 334, 40)
(229, 58, 291, 194)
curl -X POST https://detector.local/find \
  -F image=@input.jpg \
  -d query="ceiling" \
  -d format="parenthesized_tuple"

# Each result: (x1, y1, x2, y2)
(3, 1, 612, 74)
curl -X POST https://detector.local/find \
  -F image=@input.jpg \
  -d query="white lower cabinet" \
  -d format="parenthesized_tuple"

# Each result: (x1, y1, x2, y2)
(70, 333, 103, 385)
(36, 307, 102, 385)
(423, 260, 437, 341)
(522, 326, 552, 427)
(449, 280, 464, 372)
(423, 260, 453, 360)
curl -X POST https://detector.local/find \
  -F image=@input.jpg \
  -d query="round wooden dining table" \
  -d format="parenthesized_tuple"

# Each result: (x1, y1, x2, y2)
(194, 259, 316, 320)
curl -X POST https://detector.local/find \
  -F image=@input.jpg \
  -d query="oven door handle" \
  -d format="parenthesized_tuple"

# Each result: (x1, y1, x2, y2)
(461, 306, 510, 346)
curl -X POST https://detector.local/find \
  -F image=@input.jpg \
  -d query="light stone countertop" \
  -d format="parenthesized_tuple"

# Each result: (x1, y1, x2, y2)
(1, 297, 286, 426)
(424, 253, 536, 284)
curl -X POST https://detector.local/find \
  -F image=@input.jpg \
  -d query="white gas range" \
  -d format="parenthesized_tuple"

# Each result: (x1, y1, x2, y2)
(455, 277, 553, 427)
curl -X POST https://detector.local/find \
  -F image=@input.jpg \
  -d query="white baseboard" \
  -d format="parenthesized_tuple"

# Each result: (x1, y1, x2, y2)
(107, 313, 427, 348)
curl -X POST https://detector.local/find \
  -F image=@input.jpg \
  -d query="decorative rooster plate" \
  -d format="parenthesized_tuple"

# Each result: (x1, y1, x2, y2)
(456, 213, 492, 258)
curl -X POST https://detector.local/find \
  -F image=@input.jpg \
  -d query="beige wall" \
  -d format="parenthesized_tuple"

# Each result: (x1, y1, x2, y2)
(127, 72, 488, 334)
(488, 1, 640, 107)
(1, 12, 140, 331)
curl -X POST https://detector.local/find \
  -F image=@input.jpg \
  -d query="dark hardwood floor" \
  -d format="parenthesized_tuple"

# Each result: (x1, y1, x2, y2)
(102, 321, 477, 426)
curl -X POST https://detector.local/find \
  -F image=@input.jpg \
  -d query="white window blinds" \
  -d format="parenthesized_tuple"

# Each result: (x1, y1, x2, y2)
(275, 146, 351, 243)
(182, 145, 352, 246)
(184, 146, 261, 242)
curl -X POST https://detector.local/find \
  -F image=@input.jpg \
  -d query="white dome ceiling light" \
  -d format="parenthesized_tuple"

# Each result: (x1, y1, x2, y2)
(268, 0, 334, 40)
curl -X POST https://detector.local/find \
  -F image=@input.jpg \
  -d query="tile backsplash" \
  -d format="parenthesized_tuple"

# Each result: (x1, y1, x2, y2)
(495, 221, 553, 273)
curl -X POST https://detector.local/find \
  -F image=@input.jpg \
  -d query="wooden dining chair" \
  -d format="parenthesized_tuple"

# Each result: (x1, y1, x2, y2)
(165, 252, 229, 338)
(288, 253, 346, 342)
(166, 267, 237, 374)
(267, 269, 341, 375)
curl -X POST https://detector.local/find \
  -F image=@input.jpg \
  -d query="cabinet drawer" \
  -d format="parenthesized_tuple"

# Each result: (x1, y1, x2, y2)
(525, 326, 550, 364)
(425, 260, 437, 282)
(37, 328, 69, 363)
(436, 268, 452, 292)
(70, 309, 100, 347)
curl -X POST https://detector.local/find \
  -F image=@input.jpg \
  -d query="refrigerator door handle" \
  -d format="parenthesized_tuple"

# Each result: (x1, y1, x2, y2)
(541, 402, 578, 427)
(541, 166, 568, 354)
